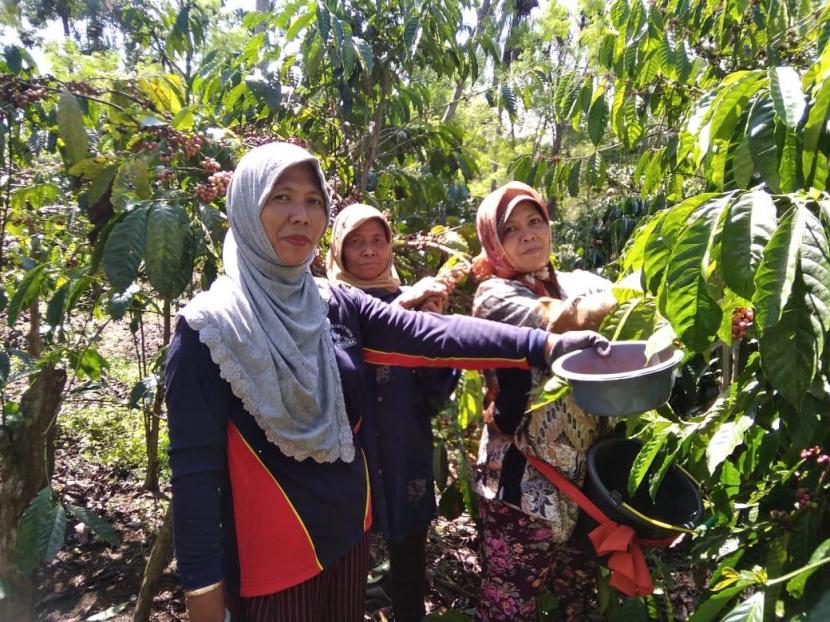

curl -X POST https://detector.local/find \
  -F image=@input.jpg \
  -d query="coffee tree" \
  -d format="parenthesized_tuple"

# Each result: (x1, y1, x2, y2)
(592, 7, 830, 620)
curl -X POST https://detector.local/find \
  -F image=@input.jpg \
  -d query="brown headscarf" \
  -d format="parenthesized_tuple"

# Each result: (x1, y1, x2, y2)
(326, 203, 401, 292)
(472, 181, 560, 298)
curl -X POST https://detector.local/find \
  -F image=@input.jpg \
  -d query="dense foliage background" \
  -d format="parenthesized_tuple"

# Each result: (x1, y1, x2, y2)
(1, 0, 828, 620)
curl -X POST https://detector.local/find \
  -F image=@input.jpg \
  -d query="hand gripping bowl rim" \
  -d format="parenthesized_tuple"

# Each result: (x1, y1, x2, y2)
(550, 340, 684, 383)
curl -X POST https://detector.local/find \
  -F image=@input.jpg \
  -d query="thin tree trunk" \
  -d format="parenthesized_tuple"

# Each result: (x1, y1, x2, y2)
(143, 301, 171, 492)
(360, 73, 387, 192)
(132, 503, 174, 622)
(0, 365, 67, 622)
(255, 0, 274, 73)
(442, 0, 493, 123)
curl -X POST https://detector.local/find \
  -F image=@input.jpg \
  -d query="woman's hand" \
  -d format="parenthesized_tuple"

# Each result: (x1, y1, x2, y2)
(542, 291, 617, 332)
(185, 583, 226, 622)
(544, 330, 610, 365)
(417, 295, 446, 313)
(394, 277, 450, 311)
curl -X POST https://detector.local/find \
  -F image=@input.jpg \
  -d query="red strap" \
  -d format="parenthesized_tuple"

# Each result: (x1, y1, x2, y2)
(525, 454, 676, 597)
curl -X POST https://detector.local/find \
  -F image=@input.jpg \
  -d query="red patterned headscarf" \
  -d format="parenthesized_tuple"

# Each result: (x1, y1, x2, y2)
(472, 181, 561, 298)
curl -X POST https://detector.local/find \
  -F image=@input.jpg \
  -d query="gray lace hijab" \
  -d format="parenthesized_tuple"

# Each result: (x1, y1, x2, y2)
(180, 142, 354, 463)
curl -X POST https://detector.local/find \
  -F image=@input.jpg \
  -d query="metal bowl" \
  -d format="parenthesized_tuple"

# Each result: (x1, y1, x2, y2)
(550, 341, 683, 417)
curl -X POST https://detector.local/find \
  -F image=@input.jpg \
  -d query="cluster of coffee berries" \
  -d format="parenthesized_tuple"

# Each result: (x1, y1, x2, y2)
(234, 125, 280, 147)
(201, 157, 222, 172)
(435, 262, 471, 295)
(732, 307, 754, 340)
(800, 445, 830, 465)
(147, 127, 206, 161)
(1, 75, 49, 109)
(157, 169, 176, 184)
(209, 171, 233, 195)
(195, 182, 219, 203)
(172, 131, 205, 158)
(795, 488, 816, 510)
(195, 171, 233, 203)
(65, 81, 104, 97)
(285, 135, 310, 149)
(132, 139, 159, 154)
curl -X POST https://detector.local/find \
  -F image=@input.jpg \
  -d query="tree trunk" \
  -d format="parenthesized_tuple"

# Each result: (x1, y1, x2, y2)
(442, 0, 493, 123)
(132, 502, 174, 622)
(0, 365, 67, 622)
(143, 301, 171, 492)
(359, 73, 387, 193)
(255, 0, 274, 74)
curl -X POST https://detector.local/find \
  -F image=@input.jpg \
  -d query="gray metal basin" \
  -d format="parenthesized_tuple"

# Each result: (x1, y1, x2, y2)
(551, 341, 683, 417)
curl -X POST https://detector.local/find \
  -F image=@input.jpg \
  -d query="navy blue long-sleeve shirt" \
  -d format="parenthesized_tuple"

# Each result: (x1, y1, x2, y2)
(166, 282, 548, 597)
(359, 287, 460, 542)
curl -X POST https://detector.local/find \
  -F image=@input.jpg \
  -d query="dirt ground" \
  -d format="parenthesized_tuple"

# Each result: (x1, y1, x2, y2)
(33, 437, 700, 622)
(28, 318, 700, 622)
(33, 439, 485, 622)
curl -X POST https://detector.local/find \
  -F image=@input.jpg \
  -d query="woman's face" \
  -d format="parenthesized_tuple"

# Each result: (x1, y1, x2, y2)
(341, 219, 391, 281)
(498, 201, 551, 273)
(260, 163, 327, 266)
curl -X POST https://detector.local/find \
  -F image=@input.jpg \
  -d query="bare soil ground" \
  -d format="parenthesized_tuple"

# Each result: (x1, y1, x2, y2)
(29, 318, 700, 622)
(33, 438, 485, 622)
(33, 438, 699, 621)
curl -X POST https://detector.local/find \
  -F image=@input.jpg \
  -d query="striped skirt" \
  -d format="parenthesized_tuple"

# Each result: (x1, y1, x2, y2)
(233, 534, 369, 622)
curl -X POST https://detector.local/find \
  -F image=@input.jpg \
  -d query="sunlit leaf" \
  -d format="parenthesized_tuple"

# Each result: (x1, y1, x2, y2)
(769, 66, 807, 129)
(113, 159, 151, 200)
(599, 297, 656, 341)
(588, 95, 609, 146)
(57, 89, 89, 166)
(70, 348, 109, 381)
(103, 206, 148, 292)
(721, 191, 777, 299)
(706, 415, 754, 474)
(802, 77, 830, 187)
(709, 71, 764, 143)
(15, 488, 65, 575)
(456, 370, 482, 429)
(627, 431, 668, 496)
(747, 97, 780, 192)
(719, 591, 764, 622)
(662, 196, 732, 350)
(144, 203, 194, 300)
(66, 504, 121, 547)
(7, 264, 46, 326)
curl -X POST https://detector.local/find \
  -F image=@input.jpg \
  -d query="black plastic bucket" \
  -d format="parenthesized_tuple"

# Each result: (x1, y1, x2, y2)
(582, 438, 703, 541)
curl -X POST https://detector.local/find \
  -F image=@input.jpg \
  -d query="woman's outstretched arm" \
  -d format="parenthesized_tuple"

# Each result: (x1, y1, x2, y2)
(343, 285, 602, 371)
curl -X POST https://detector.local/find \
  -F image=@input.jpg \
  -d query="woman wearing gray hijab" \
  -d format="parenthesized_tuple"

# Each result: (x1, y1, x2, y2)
(165, 142, 609, 622)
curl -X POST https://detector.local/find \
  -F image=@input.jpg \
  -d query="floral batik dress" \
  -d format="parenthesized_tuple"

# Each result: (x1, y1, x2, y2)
(471, 272, 613, 622)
